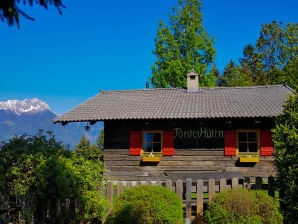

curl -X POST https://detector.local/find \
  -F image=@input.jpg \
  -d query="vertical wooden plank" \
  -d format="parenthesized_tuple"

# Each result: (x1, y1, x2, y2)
(117, 182, 123, 196)
(185, 178, 192, 220)
(166, 179, 172, 190)
(176, 180, 183, 200)
(107, 181, 113, 203)
(126, 181, 132, 190)
(220, 178, 226, 192)
(232, 177, 239, 189)
(208, 179, 215, 202)
(196, 179, 204, 222)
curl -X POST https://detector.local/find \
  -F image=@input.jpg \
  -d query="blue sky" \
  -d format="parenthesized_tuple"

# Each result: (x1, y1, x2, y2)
(1, 0, 297, 114)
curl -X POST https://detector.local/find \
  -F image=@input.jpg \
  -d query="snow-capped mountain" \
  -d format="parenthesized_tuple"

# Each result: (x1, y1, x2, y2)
(0, 98, 52, 115)
(0, 98, 102, 148)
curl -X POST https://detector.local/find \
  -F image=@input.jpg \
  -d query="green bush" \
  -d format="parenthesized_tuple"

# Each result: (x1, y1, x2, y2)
(205, 188, 283, 224)
(273, 93, 298, 224)
(106, 184, 184, 224)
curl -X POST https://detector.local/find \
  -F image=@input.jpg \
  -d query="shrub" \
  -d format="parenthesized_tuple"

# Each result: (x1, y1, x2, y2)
(205, 188, 283, 224)
(106, 184, 184, 224)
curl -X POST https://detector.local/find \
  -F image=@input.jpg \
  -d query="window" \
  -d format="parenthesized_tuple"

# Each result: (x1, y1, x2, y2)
(224, 130, 273, 159)
(129, 130, 174, 158)
(143, 131, 162, 153)
(237, 131, 259, 154)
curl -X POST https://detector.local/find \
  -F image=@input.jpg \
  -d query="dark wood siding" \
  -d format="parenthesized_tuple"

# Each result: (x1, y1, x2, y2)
(103, 118, 276, 181)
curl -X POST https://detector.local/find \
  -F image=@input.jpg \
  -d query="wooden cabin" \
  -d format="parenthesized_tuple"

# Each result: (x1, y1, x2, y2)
(54, 72, 292, 181)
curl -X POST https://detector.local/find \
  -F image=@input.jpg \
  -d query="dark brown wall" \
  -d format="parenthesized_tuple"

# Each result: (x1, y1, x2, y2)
(103, 118, 276, 181)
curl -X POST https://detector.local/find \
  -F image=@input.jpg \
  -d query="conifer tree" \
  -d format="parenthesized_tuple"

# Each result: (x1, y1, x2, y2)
(150, 0, 216, 88)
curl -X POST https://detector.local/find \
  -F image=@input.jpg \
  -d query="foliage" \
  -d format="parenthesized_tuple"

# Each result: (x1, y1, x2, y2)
(106, 185, 184, 224)
(96, 128, 104, 152)
(273, 93, 298, 224)
(0, 0, 65, 28)
(219, 21, 298, 88)
(74, 134, 103, 161)
(205, 188, 283, 224)
(219, 60, 253, 87)
(150, 0, 216, 88)
(0, 130, 108, 223)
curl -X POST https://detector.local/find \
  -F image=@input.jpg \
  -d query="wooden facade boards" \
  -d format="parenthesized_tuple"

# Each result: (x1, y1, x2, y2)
(103, 119, 276, 181)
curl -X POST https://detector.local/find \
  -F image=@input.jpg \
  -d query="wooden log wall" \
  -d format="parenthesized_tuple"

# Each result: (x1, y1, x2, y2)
(104, 148, 276, 181)
(104, 119, 276, 181)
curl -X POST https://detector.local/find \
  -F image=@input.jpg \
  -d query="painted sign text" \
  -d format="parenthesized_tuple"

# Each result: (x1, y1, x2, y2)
(174, 128, 224, 139)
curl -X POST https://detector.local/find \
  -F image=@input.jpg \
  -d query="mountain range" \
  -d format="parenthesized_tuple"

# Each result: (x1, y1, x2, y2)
(0, 98, 103, 149)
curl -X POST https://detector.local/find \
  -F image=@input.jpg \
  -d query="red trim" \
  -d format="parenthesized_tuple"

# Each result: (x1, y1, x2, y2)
(129, 131, 141, 156)
(260, 130, 274, 156)
(162, 131, 174, 156)
(224, 130, 237, 156)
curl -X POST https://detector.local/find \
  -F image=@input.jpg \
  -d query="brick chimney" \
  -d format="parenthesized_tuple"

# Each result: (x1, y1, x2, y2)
(186, 71, 199, 90)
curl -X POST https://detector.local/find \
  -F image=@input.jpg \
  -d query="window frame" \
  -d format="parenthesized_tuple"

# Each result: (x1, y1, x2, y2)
(236, 130, 260, 155)
(141, 130, 163, 157)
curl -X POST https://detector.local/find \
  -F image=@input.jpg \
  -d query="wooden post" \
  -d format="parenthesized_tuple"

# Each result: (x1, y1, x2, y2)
(232, 177, 239, 188)
(126, 181, 132, 190)
(185, 178, 192, 220)
(220, 178, 226, 192)
(208, 179, 215, 202)
(176, 180, 183, 200)
(117, 182, 123, 195)
(107, 181, 113, 203)
(166, 179, 172, 190)
(196, 179, 204, 223)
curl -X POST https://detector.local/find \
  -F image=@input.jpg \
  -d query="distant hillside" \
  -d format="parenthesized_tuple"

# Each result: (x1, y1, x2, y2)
(0, 98, 103, 149)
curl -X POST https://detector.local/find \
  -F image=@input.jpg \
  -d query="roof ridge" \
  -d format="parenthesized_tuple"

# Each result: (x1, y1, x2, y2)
(101, 87, 184, 94)
(97, 85, 291, 95)
(100, 84, 285, 93)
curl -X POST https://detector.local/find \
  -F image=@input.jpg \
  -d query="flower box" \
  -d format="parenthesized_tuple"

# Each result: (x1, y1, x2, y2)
(239, 155, 259, 163)
(141, 152, 161, 162)
(142, 156, 161, 162)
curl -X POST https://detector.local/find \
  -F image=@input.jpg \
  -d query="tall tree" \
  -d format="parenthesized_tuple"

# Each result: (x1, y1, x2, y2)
(273, 93, 298, 224)
(240, 21, 298, 86)
(0, 0, 65, 28)
(150, 0, 216, 88)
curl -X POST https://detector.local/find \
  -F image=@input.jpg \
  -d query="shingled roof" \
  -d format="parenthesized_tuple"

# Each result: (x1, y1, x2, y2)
(54, 85, 292, 124)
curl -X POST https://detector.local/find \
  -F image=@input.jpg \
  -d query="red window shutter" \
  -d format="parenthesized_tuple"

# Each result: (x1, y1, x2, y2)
(224, 130, 237, 156)
(162, 131, 174, 156)
(129, 131, 141, 156)
(260, 130, 274, 156)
